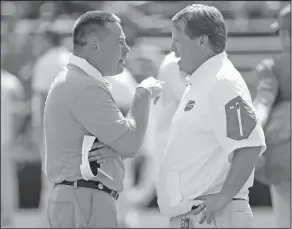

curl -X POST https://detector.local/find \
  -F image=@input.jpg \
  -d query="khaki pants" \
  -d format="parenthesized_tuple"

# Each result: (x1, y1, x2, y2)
(170, 200, 253, 228)
(271, 182, 291, 228)
(47, 184, 118, 228)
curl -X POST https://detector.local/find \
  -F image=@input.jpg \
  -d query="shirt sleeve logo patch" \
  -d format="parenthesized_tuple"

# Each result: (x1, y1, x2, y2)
(184, 100, 196, 111)
(225, 96, 257, 140)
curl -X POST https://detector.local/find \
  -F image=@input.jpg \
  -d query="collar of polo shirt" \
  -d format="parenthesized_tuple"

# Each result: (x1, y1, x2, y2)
(188, 51, 228, 86)
(68, 54, 111, 87)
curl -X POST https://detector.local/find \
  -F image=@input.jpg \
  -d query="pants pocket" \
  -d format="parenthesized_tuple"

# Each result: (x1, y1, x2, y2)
(231, 211, 253, 228)
(47, 186, 75, 228)
(229, 201, 254, 228)
(48, 201, 74, 228)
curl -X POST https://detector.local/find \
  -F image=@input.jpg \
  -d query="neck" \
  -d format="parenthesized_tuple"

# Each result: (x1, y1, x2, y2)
(189, 51, 217, 76)
(73, 50, 104, 76)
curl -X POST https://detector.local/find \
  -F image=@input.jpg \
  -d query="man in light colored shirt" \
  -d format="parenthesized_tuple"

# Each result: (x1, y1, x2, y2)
(43, 11, 162, 228)
(156, 4, 266, 228)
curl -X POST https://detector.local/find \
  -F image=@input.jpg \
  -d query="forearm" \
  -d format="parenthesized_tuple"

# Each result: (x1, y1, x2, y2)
(220, 146, 262, 200)
(109, 88, 151, 158)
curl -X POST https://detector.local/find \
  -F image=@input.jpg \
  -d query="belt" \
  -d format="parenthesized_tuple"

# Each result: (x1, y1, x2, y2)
(191, 198, 246, 210)
(55, 179, 120, 200)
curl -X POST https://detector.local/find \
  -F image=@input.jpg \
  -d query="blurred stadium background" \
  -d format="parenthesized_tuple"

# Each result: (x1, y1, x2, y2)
(1, 1, 290, 228)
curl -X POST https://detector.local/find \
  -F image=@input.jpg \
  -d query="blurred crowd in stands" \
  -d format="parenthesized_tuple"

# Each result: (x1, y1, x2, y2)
(1, 1, 290, 228)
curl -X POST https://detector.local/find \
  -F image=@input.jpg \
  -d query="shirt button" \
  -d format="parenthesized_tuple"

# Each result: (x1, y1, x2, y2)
(98, 183, 103, 190)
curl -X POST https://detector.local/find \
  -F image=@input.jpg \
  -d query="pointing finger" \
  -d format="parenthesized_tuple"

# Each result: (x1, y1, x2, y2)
(206, 210, 213, 224)
(199, 208, 207, 224)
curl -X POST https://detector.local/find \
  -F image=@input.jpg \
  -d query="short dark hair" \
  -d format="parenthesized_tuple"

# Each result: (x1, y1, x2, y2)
(172, 4, 227, 54)
(73, 11, 121, 48)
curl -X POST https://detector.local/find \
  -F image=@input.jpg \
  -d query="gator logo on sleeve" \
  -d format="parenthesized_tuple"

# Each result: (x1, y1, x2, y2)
(184, 100, 196, 111)
(225, 96, 257, 140)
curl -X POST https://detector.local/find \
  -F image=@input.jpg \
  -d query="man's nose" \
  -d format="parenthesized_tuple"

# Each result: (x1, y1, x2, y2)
(124, 43, 130, 53)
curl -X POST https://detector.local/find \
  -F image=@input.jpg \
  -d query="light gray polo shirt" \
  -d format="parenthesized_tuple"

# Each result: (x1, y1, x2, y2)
(43, 54, 131, 191)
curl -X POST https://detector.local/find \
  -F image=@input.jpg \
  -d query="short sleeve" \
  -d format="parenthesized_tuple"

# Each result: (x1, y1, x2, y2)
(70, 85, 132, 145)
(209, 80, 266, 160)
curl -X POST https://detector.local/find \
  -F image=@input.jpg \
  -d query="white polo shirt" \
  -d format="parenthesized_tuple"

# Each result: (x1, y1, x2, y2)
(157, 52, 266, 217)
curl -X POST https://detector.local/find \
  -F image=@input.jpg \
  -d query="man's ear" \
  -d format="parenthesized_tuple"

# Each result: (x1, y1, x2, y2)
(93, 37, 101, 50)
(198, 35, 208, 47)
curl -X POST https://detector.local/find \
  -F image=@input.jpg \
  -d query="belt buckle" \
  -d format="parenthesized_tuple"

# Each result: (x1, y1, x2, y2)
(111, 190, 119, 200)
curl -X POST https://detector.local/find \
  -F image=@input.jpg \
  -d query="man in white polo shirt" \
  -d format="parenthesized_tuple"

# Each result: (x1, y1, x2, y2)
(157, 4, 266, 228)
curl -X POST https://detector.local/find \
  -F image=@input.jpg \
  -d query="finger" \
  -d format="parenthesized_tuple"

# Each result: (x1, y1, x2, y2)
(89, 147, 115, 156)
(206, 211, 213, 224)
(89, 158, 107, 164)
(89, 145, 105, 152)
(88, 149, 106, 157)
(88, 156, 103, 162)
(191, 202, 207, 215)
(88, 153, 114, 162)
(199, 208, 207, 224)
(88, 152, 112, 161)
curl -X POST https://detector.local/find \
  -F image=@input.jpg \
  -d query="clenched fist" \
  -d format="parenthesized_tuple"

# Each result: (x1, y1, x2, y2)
(137, 76, 164, 104)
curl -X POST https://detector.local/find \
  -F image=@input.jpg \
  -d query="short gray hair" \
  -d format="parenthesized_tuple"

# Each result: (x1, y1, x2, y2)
(73, 11, 121, 48)
(172, 4, 227, 54)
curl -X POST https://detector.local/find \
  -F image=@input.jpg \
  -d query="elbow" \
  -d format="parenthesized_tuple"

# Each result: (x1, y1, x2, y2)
(119, 142, 142, 159)
(120, 149, 139, 159)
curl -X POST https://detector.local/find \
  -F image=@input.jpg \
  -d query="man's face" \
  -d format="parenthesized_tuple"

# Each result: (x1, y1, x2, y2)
(170, 21, 202, 75)
(97, 22, 130, 76)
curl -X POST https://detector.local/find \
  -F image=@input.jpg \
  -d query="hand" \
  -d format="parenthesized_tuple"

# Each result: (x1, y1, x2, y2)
(191, 193, 231, 224)
(88, 142, 120, 163)
(137, 76, 164, 102)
